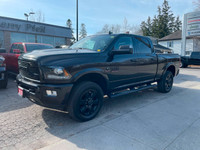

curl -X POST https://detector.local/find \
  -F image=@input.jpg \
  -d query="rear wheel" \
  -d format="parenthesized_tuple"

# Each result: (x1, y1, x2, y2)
(68, 81, 103, 122)
(157, 71, 173, 93)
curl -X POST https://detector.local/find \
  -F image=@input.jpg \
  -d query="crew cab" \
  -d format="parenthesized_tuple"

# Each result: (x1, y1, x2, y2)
(0, 43, 53, 74)
(0, 55, 7, 89)
(17, 34, 180, 121)
(181, 52, 200, 68)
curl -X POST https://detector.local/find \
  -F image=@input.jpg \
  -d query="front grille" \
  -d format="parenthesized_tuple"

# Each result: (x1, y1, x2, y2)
(19, 60, 40, 81)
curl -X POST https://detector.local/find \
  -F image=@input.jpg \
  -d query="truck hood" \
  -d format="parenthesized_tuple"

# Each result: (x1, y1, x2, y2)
(21, 48, 98, 60)
(19, 48, 103, 67)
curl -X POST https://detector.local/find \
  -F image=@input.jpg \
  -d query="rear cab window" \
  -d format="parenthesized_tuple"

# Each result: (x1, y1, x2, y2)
(10, 44, 24, 54)
(132, 36, 152, 54)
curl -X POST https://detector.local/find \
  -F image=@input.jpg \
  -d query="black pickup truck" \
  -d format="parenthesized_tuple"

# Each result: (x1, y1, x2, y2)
(17, 34, 180, 121)
(181, 52, 200, 68)
(0, 55, 8, 89)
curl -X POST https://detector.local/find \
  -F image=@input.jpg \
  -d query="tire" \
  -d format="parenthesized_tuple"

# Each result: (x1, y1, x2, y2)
(68, 81, 103, 122)
(0, 73, 8, 89)
(180, 61, 188, 68)
(157, 71, 174, 93)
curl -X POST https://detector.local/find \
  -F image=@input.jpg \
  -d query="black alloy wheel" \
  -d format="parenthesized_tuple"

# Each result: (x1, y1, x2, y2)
(68, 81, 103, 122)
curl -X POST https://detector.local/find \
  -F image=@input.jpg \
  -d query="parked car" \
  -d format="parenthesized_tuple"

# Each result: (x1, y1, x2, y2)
(0, 43, 54, 74)
(0, 55, 8, 89)
(181, 52, 200, 68)
(17, 33, 180, 121)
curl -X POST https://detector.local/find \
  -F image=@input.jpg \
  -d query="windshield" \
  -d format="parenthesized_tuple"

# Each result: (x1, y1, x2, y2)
(26, 44, 54, 52)
(70, 35, 115, 52)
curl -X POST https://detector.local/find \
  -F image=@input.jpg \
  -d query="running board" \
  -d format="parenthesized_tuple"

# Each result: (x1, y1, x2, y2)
(108, 84, 157, 98)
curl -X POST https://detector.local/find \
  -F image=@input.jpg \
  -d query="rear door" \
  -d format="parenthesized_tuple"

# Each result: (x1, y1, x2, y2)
(131, 36, 157, 81)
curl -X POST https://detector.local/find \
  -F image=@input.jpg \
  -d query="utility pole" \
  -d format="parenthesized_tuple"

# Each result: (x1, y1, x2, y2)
(76, 0, 78, 41)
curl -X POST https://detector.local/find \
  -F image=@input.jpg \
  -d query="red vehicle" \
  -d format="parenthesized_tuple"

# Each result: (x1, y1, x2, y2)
(0, 43, 54, 74)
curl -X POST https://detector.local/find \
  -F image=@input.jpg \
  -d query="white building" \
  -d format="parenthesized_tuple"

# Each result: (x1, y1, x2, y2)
(158, 30, 200, 55)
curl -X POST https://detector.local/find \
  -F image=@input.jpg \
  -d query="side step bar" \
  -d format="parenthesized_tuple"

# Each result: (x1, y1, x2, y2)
(108, 84, 157, 98)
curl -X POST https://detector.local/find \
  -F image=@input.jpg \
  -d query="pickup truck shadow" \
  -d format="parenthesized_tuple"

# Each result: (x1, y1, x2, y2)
(0, 77, 33, 113)
(41, 85, 199, 150)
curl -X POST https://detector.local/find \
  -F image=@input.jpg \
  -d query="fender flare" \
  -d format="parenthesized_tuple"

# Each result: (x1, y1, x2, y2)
(161, 63, 176, 77)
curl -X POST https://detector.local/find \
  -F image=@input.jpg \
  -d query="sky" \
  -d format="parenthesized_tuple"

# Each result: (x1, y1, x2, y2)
(0, 0, 196, 35)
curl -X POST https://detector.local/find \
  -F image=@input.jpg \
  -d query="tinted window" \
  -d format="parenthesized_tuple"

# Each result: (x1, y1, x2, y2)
(18, 44, 24, 53)
(26, 44, 54, 52)
(10, 44, 18, 53)
(132, 37, 152, 54)
(114, 37, 133, 50)
(191, 52, 200, 58)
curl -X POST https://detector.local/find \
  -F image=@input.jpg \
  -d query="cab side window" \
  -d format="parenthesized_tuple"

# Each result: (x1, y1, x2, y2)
(132, 37, 152, 54)
(114, 37, 133, 50)
(10, 44, 18, 53)
(18, 44, 24, 53)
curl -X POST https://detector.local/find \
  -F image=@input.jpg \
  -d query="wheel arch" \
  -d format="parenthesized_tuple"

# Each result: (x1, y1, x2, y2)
(162, 63, 176, 77)
(73, 70, 109, 94)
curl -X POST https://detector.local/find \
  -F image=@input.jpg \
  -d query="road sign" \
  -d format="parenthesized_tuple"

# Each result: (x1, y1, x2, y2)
(182, 11, 200, 56)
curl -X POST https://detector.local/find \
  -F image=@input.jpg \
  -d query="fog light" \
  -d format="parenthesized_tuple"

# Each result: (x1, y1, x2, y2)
(46, 90, 57, 97)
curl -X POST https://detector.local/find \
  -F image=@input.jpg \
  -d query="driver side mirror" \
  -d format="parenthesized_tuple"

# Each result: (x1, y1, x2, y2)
(112, 45, 133, 55)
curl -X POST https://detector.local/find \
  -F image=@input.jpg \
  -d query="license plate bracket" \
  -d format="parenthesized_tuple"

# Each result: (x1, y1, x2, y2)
(18, 86, 24, 97)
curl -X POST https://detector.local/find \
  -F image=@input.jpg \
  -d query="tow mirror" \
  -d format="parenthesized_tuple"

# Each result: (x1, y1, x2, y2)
(13, 49, 21, 54)
(112, 45, 133, 55)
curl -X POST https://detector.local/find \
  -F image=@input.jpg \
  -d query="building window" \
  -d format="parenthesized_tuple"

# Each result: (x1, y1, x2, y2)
(42, 36, 54, 46)
(11, 32, 36, 44)
(10, 32, 66, 47)
(0, 31, 4, 48)
(37, 35, 66, 46)
(55, 37, 65, 46)
(167, 41, 173, 48)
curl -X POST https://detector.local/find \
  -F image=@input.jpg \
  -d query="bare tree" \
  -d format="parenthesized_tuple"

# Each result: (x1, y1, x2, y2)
(29, 9, 45, 22)
(98, 17, 141, 34)
(122, 17, 130, 32)
(193, 0, 200, 10)
(101, 24, 110, 33)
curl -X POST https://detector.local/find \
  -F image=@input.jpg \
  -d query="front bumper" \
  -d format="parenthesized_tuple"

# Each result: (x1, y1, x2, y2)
(16, 75, 73, 111)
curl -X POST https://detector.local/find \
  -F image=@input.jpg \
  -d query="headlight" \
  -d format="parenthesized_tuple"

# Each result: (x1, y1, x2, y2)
(54, 68, 64, 75)
(44, 66, 71, 80)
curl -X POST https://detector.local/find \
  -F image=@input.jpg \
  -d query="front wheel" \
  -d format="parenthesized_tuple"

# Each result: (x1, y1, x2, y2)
(180, 61, 188, 68)
(157, 71, 174, 93)
(68, 81, 103, 122)
(0, 73, 8, 89)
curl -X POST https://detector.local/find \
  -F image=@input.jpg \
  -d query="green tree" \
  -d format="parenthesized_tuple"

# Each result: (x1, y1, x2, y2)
(66, 19, 76, 45)
(174, 16, 182, 32)
(140, 0, 182, 38)
(79, 23, 87, 39)
(140, 17, 152, 36)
